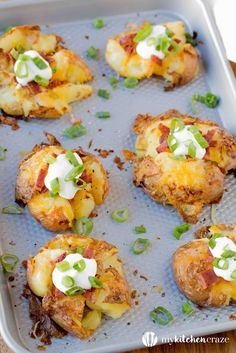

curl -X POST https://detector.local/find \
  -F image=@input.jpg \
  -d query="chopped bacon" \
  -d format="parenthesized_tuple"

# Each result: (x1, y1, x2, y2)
(156, 123, 170, 153)
(119, 33, 136, 54)
(174, 38, 181, 44)
(27, 81, 41, 95)
(159, 123, 170, 136)
(55, 252, 67, 264)
(198, 269, 218, 289)
(83, 247, 94, 259)
(80, 170, 92, 184)
(156, 140, 168, 153)
(83, 288, 95, 302)
(204, 129, 217, 147)
(34, 166, 48, 192)
(151, 55, 162, 66)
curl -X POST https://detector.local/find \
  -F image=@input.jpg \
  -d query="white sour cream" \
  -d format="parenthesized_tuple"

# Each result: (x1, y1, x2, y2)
(209, 236, 236, 281)
(14, 50, 52, 86)
(44, 152, 84, 199)
(136, 25, 167, 60)
(172, 125, 206, 159)
(52, 253, 97, 293)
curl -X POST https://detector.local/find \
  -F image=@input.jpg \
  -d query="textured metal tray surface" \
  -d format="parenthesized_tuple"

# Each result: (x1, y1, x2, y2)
(0, 1, 236, 353)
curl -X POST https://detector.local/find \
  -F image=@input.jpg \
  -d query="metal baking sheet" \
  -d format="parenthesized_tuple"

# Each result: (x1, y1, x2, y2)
(0, 0, 236, 352)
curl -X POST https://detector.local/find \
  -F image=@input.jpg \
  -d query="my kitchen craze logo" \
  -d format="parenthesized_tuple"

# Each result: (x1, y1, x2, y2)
(142, 331, 158, 347)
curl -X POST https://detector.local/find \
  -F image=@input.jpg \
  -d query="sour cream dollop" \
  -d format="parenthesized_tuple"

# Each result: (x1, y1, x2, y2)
(14, 50, 52, 86)
(136, 25, 167, 60)
(44, 152, 84, 199)
(209, 236, 236, 281)
(52, 253, 97, 293)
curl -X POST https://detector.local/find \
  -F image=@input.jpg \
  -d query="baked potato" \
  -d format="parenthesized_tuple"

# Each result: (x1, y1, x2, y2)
(105, 21, 199, 89)
(0, 25, 93, 118)
(15, 133, 109, 231)
(133, 110, 236, 223)
(27, 233, 132, 339)
(173, 223, 236, 307)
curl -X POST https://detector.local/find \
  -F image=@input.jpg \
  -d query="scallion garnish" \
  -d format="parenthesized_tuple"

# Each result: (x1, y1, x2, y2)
(50, 177, 60, 196)
(16, 44, 25, 54)
(170, 118, 185, 133)
(45, 153, 56, 164)
(150, 306, 173, 325)
(89, 276, 103, 288)
(65, 150, 79, 167)
(123, 77, 139, 89)
(52, 67, 57, 74)
(169, 155, 185, 161)
(192, 93, 219, 109)
(166, 28, 174, 38)
(64, 124, 87, 138)
(132, 238, 150, 255)
(173, 223, 190, 240)
(56, 261, 70, 272)
(134, 225, 147, 234)
(167, 134, 178, 152)
(95, 111, 111, 119)
(10, 48, 19, 60)
(0, 146, 6, 160)
(208, 233, 223, 249)
(231, 270, 236, 280)
(182, 301, 194, 316)
(4, 26, 13, 33)
(93, 18, 105, 29)
(73, 259, 86, 272)
(34, 75, 49, 86)
(62, 275, 75, 288)
(134, 23, 153, 43)
(111, 207, 129, 223)
(65, 286, 85, 296)
(76, 246, 84, 254)
(18, 54, 30, 62)
(73, 217, 93, 235)
(64, 164, 85, 182)
(170, 39, 179, 52)
(109, 75, 119, 89)
(188, 125, 209, 148)
(0, 253, 19, 273)
(221, 249, 236, 258)
(16, 61, 28, 78)
(86, 46, 99, 59)
(98, 89, 110, 99)
(32, 56, 48, 70)
(2, 206, 22, 215)
(188, 141, 196, 158)
(213, 258, 229, 270)
(185, 32, 198, 47)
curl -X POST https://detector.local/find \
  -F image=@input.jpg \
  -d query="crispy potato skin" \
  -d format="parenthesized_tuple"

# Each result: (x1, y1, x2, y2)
(27, 233, 131, 339)
(15, 137, 109, 231)
(172, 225, 236, 307)
(0, 25, 93, 118)
(105, 21, 199, 88)
(133, 110, 236, 223)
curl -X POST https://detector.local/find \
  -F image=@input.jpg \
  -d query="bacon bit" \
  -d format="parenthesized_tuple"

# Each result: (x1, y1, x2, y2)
(27, 81, 41, 95)
(34, 166, 48, 192)
(204, 129, 217, 147)
(80, 170, 92, 184)
(229, 315, 236, 320)
(156, 140, 168, 153)
(122, 149, 136, 161)
(55, 252, 67, 264)
(0, 115, 20, 130)
(198, 269, 218, 289)
(159, 123, 170, 136)
(83, 247, 94, 259)
(119, 33, 137, 54)
(151, 55, 162, 66)
(174, 38, 181, 44)
(84, 288, 95, 302)
(53, 288, 64, 299)
(113, 156, 125, 170)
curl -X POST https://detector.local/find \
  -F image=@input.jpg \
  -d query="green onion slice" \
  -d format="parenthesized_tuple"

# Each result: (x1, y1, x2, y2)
(98, 89, 110, 99)
(86, 46, 99, 59)
(0, 253, 19, 273)
(167, 134, 178, 152)
(65, 150, 79, 167)
(50, 177, 60, 196)
(146, 37, 156, 46)
(134, 225, 147, 234)
(76, 246, 84, 254)
(73, 217, 93, 235)
(173, 223, 190, 240)
(182, 301, 194, 316)
(188, 125, 209, 148)
(32, 56, 48, 69)
(62, 275, 75, 288)
(10, 48, 19, 60)
(16, 61, 28, 78)
(132, 238, 150, 255)
(166, 28, 174, 38)
(95, 111, 111, 119)
(208, 233, 224, 249)
(2, 206, 22, 214)
(52, 66, 57, 74)
(188, 141, 196, 158)
(16, 44, 25, 54)
(0, 146, 6, 160)
(169, 155, 185, 161)
(56, 260, 70, 272)
(150, 306, 173, 325)
(45, 153, 56, 164)
(213, 258, 229, 270)
(111, 207, 129, 223)
(73, 259, 86, 272)
(65, 286, 85, 296)
(170, 118, 185, 133)
(123, 77, 139, 89)
(64, 164, 85, 182)
(134, 23, 153, 43)
(64, 124, 87, 138)
(89, 276, 103, 288)
(221, 249, 236, 258)
(170, 39, 179, 52)
(109, 75, 119, 89)
(231, 270, 236, 280)
(34, 75, 49, 87)
(93, 18, 105, 29)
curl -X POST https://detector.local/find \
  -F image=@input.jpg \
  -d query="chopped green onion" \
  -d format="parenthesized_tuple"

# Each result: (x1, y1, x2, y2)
(170, 39, 179, 52)
(134, 225, 147, 234)
(98, 89, 110, 99)
(75, 178, 87, 190)
(231, 270, 236, 280)
(221, 249, 236, 258)
(173, 223, 190, 240)
(123, 77, 139, 89)
(146, 37, 156, 46)
(169, 155, 185, 161)
(16, 44, 25, 54)
(167, 134, 178, 152)
(73, 259, 86, 272)
(150, 306, 173, 325)
(0, 146, 6, 160)
(89, 276, 103, 288)
(64, 124, 87, 139)
(10, 48, 19, 60)
(2, 206, 22, 214)
(134, 23, 153, 43)
(56, 261, 70, 272)
(73, 217, 93, 235)
(86, 46, 99, 59)
(0, 253, 19, 273)
(170, 118, 185, 133)
(111, 207, 129, 223)
(52, 66, 57, 74)
(62, 275, 75, 288)
(34, 75, 49, 87)
(65, 150, 79, 167)
(208, 233, 223, 249)
(76, 246, 84, 254)
(95, 111, 111, 119)
(64, 164, 85, 182)
(32, 56, 48, 70)
(132, 238, 150, 255)
(50, 177, 60, 196)
(185, 32, 198, 47)
(166, 28, 174, 38)
(213, 258, 229, 270)
(16, 61, 28, 78)
(93, 18, 105, 29)
(188, 125, 209, 148)
(109, 75, 119, 89)
(160, 36, 169, 55)
(182, 301, 194, 316)
(18, 54, 30, 62)
(192, 93, 219, 109)
(4, 26, 13, 33)
(65, 286, 85, 296)
(45, 153, 56, 164)
(188, 141, 196, 158)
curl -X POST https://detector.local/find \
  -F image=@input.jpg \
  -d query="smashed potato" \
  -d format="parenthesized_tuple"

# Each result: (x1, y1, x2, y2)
(133, 110, 236, 223)
(105, 21, 199, 89)
(0, 25, 93, 118)
(27, 233, 132, 339)
(173, 224, 236, 307)
(15, 133, 108, 231)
